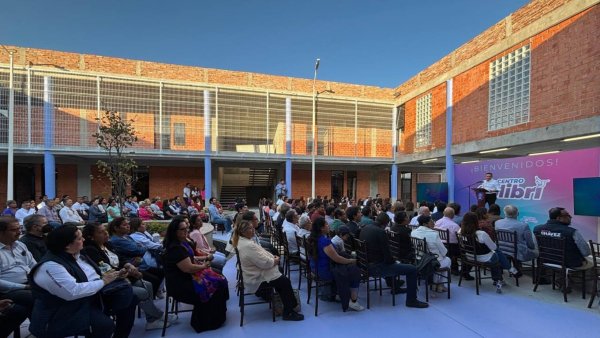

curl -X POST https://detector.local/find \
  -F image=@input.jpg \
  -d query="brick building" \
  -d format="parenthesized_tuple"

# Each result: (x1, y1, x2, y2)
(0, 0, 598, 206)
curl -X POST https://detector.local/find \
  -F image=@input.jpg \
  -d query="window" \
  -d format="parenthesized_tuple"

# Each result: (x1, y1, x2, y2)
(415, 93, 432, 148)
(173, 123, 186, 146)
(488, 45, 531, 131)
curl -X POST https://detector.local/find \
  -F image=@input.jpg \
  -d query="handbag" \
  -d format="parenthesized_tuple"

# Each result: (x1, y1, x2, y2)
(273, 289, 301, 316)
(100, 278, 131, 296)
(415, 252, 441, 281)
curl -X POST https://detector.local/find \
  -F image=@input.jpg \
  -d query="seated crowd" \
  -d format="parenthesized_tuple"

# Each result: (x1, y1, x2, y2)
(0, 190, 597, 337)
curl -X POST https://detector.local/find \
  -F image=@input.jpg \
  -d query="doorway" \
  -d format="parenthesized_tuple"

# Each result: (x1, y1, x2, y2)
(331, 170, 344, 201)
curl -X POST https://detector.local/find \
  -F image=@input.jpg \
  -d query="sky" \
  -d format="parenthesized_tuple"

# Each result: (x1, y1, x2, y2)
(1, 0, 530, 88)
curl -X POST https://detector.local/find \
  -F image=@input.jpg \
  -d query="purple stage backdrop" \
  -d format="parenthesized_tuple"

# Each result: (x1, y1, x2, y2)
(454, 148, 600, 240)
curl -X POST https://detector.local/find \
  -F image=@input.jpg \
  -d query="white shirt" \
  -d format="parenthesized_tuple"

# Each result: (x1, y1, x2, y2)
(36, 201, 46, 210)
(435, 216, 460, 244)
(59, 207, 84, 224)
(0, 241, 36, 292)
(33, 254, 105, 301)
(72, 202, 88, 213)
(409, 215, 420, 226)
(15, 208, 36, 225)
(411, 226, 448, 262)
(183, 187, 191, 198)
(282, 220, 300, 253)
(479, 179, 501, 193)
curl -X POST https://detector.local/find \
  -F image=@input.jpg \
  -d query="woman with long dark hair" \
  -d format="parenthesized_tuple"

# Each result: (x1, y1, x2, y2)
(308, 217, 363, 311)
(460, 212, 517, 293)
(163, 216, 229, 332)
(30, 224, 137, 338)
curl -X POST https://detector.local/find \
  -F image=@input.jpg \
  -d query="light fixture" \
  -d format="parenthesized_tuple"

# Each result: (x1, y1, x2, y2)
(562, 134, 600, 142)
(461, 160, 480, 164)
(479, 147, 509, 154)
(422, 158, 438, 163)
(528, 150, 560, 156)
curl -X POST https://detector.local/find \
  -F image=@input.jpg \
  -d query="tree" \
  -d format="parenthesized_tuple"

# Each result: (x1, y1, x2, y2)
(92, 110, 138, 205)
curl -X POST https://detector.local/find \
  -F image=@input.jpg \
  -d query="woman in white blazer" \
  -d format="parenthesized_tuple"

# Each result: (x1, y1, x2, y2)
(232, 220, 304, 321)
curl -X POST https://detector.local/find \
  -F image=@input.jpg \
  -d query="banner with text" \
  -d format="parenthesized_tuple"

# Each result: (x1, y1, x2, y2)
(454, 148, 600, 240)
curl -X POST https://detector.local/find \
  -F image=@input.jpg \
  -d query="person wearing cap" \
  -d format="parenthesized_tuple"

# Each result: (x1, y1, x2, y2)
(331, 225, 351, 254)
(411, 215, 451, 293)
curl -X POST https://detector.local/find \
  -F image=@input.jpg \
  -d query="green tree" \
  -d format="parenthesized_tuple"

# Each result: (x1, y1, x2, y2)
(93, 110, 138, 205)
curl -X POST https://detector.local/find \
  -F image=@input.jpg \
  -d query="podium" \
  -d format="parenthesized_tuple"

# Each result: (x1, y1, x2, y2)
(472, 188, 488, 208)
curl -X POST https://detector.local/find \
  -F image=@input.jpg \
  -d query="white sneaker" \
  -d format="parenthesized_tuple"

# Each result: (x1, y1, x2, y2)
(167, 314, 178, 323)
(348, 300, 365, 311)
(508, 267, 518, 275)
(496, 280, 504, 294)
(146, 320, 169, 331)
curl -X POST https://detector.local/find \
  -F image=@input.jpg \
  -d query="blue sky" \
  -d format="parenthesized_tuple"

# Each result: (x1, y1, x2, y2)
(1, 0, 529, 88)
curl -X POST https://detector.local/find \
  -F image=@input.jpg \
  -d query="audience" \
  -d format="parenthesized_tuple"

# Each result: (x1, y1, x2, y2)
(411, 215, 450, 293)
(233, 220, 303, 321)
(15, 201, 35, 226)
(282, 209, 309, 255)
(534, 207, 593, 270)
(390, 211, 415, 262)
(459, 212, 517, 292)
(0, 216, 35, 319)
(434, 207, 461, 276)
(495, 205, 538, 277)
(208, 197, 233, 233)
(309, 217, 364, 311)
(359, 213, 428, 308)
(164, 217, 229, 332)
(19, 215, 49, 261)
(81, 222, 176, 331)
(30, 224, 138, 338)
(189, 214, 227, 272)
(37, 199, 62, 228)
(59, 198, 85, 225)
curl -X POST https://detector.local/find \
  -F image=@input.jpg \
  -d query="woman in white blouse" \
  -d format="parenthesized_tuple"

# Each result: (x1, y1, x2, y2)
(30, 224, 138, 338)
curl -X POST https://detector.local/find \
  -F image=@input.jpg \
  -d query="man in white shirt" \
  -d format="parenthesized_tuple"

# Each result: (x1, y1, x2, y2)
(409, 206, 430, 226)
(183, 183, 192, 202)
(72, 196, 89, 220)
(435, 207, 461, 275)
(411, 215, 450, 291)
(282, 209, 309, 254)
(59, 198, 85, 225)
(0, 216, 36, 318)
(15, 201, 36, 226)
(478, 172, 501, 207)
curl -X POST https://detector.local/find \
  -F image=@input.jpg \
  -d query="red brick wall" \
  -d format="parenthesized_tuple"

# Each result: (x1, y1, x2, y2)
(90, 166, 113, 198)
(451, 6, 599, 145)
(56, 164, 77, 198)
(356, 171, 370, 199)
(148, 166, 204, 200)
(400, 82, 447, 154)
(377, 171, 390, 198)
(291, 169, 331, 199)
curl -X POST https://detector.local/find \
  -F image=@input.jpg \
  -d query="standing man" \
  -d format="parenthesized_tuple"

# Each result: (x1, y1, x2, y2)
(275, 179, 287, 199)
(183, 183, 192, 204)
(478, 172, 501, 207)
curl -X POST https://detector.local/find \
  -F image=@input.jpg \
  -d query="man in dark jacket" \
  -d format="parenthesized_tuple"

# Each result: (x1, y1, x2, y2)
(18, 215, 48, 261)
(359, 213, 428, 308)
(534, 207, 592, 269)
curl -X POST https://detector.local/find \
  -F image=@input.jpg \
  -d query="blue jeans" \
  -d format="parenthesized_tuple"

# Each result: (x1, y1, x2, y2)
(213, 217, 232, 232)
(369, 262, 418, 302)
(484, 249, 511, 281)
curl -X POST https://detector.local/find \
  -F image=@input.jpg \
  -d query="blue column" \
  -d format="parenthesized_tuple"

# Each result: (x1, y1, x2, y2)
(446, 79, 454, 203)
(204, 90, 212, 202)
(391, 106, 398, 201)
(285, 97, 292, 197)
(391, 164, 398, 201)
(43, 76, 56, 199)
